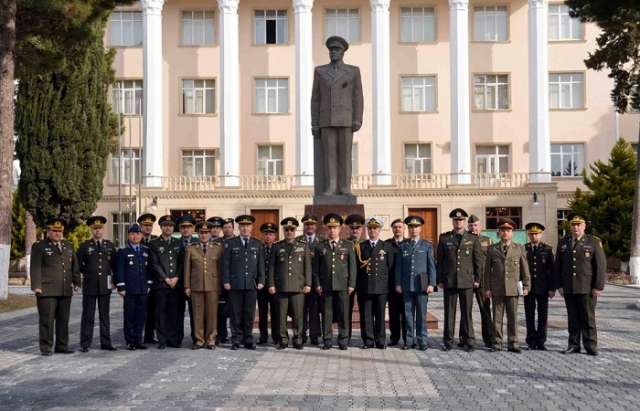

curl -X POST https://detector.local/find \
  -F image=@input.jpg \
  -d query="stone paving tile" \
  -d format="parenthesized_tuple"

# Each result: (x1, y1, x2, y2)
(0, 285, 639, 410)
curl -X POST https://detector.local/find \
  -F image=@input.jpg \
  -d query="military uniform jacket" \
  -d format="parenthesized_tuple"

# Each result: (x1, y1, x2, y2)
(312, 239, 357, 292)
(263, 244, 274, 286)
(554, 235, 606, 294)
(525, 242, 555, 294)
(268, 239, 312, 292)
(485, 242, 531, 297)
(436, 231, 482, 289)
(184, 240, 223, 293)
(148, 236, 184, 289)
(356, 240, 394, 295)
(385, 238, 405, 292)
(114, 243, 152, 295)
(394, 239, 437, 293)
(311, 63, 364, 128)
(77, 239, 115, 295)
(222, 237, 266, 290)
(30, 239, 80, 297)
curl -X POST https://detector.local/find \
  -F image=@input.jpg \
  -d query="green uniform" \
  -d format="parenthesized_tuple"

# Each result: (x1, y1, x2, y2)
(470, 234, 494, 346)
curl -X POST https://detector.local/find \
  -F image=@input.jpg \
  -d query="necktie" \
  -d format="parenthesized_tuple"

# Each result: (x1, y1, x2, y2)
(202, 243, 207, 253)
(308, 236, 312, 244)
(134, 245, 139, 253)
(55, 243, 61, 253)
(502, 244, 508, 255)
(371, 241, 376, 248)
(243, 238, 248, 249)
(331, 241, 337, 251)
(96, 241, 102, 252)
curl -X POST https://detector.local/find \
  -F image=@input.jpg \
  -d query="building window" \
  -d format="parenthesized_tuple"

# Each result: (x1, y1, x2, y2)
(549, 73, 584, 109)
(551, 143, 584, 177)
(557, 208, 571, 239)
(352, 143, 358, 176)
(255, 78, 289, 114)
(486, 207, 522, 229)
(182, 150, 216, 177)
(476, 145, 509, 174)
(255, 10, 288, 44)
(548, 4, 582, 41)
(258, 145, 284, 176)
(474, 74, 509, 110)
(112, 212, 137, 247)
(112, 80, 143, 115)
(473, 6, 508, 42)
(110, 11, 143, 46)
(325, 9, 360, 43)
(404, 144, 432, 175)
(182, 79, 215, 114)
(401, 76, 437, 112)
(181, 10, 215, 45)
(110, 148, 141, 185)
(400, 7, 436, 43)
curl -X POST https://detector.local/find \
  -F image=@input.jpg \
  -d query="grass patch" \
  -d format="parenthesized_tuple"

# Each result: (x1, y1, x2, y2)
(0, 294, 37, 314)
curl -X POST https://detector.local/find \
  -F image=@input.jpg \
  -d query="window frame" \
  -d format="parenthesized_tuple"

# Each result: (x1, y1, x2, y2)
(257, 144, 285, 177)
(112, 79, 143, 116)
(109, 148, 142, 186)
(472, 5, 509, 43)
(549, 71, 586, 110)
(181, 149, 217, 177)
(112, 212, 138, 248)
(180, 9, 216, 46)
(475, 145, 510, 175)
(253, 77, 290, 115)
(550, 143, 585, 178)
(324, 8, 362, 44)
(473, 73, 511, 111)
(180, 78, 216, 115)
(403, 143, 433, 175)
(548, 3, 584, 42)
(109, 10, 143, 47)
(254, 9, 289, 45)
(485, 207, 522, 230)
(399, 75, 438, 113)
(399, 6, 437, 44)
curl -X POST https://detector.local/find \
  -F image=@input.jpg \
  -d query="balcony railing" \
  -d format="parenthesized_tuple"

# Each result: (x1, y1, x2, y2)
(151, 172, 533, 192)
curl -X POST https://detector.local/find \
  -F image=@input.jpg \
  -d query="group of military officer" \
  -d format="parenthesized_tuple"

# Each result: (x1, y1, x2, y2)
(30, 207, 606, 356)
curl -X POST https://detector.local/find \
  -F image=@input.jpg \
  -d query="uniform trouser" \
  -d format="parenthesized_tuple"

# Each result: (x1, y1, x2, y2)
(524, 293, 549, 347)
(564, 293, 598, 350)
(123, 293, 148, 345)
(217, 299, 229, 342)
(348, 291, 356, 342)
(443, 288, 474, 345)
(155, 287, 180, 346)
(321, 290, 349, 345)
(176, 291, 195, 345)
(277, 292, 304, 345)
(191, 291, 219, 346)
(37, 296, 72, 353)
(403, 292, 429, 347)
(229, 289, 257, 345)
(358, 293, 387, 347)
(320, 127, 353, 194)
(144, 288, 157, 342)
(388, 290, 406, 344)
(468, 287, 494, 346)
(257, 287, 279, 343)
(492, 295, 519, 348)
(303, 291, 322, 340)
(80, 294, 112, 348)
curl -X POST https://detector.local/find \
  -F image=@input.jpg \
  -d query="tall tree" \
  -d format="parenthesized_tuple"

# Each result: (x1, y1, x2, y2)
(567, 1, 640, 283)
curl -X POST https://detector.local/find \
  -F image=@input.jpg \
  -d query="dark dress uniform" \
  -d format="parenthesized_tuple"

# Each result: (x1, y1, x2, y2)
(222, 236, 266, 347)
(268, 237, 312, 347)
(141, 231, 158, 344)
(176, 234, 197, 345)
(115, 242, 153, 347)
(555, 233, 606, 353)
(356, 239, 394, 348)
(148, 234, 184, 347)
(30, 237, 81, 354)
(313, 238, 357, 348)
(524, 241, 555, 349)
(258, 231, 279, 344)
(385, 237, 407, 345)
(77, 238, 115, 350)
(216, 234, 234, 343)
(436, 230, 482, 349)
(470, 233, 494, 347)
(300, 233, 323, 344)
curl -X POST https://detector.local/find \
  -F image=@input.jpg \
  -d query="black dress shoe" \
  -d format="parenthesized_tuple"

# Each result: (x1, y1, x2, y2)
(245, 343, 257, 350)
(537, 344, 547, 351)
(277, 343, 287, 350)
(489, 345, 498, 352)
(128, 344, 137, 351)
(562, 346, 581, 354)
(389, 340, 399, 347)
(310, 337, 319, 346)
(158, 344, 166, 349)
(257, 339, 268, 345)
(101, 345, 117, 351)
(206, 344, 215, 350)
(376, 344, 386, 349)
(80, 347, 89, 353)
(144, 339, 158, 344)
(136, 344, 148, 350)
(338, 344, 348, 351)
(465, 345, 474, 353)
(361, 345, 370, 349)
(401, 344, 410, 350)
(231, 344, 240, 350)
(293, 342, 303, 350)
(192, 344, 203, 350)
(442, 343, 451, 352)
(457, 341, 465, 348)
(508, 347, 521, 353)
(54, 349, 74, 354)
(167, 343, 181, 348)
(418, 344, 428, 351)
(41, 351, 52, 356)
(585, 348, 599, 356)
(321, 343, 332, 350)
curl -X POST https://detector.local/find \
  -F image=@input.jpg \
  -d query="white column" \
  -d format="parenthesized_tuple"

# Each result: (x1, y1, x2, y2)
(141, 0, 165, 187)
(448, 0, 471, 185)
(218, 0, 240, 186)
(528, 0, 551, 183)
(370, 0, 392, 185)
(294, 0, 314, 186)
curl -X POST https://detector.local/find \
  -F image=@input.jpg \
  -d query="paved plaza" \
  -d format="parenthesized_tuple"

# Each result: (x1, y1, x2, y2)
(0, 285, 639, 410)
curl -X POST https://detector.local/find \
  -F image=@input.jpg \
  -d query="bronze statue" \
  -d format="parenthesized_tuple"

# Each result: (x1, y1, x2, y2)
(311, 36, 364, 204)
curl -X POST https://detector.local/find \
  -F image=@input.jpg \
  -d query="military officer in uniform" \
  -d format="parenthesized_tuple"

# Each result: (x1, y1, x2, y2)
(77, 216, 116, 352)
(524, 222, 556, 351)
(115, 224, 153, 350)
(300, 215, 323, 345)
(356, 217, 394, 349)
(222, 218, 235, 239)
(555, 214, 606, 356)
(185, 221, 224, 349)
(176, 214, 197, 346)
(313, 213, 356, 350)
(467, 214, 494, 348)
(31, 218, 81, 356)
(222, 215, 266, 350)
(208, 216, 225, 242)
(257, 222, 279, 345)
(385, 218, 407, 346)
(485, 218, 530, 353)
(395, 216, 436, 351)
(268, 217, 312, 349)
(437, 208, 482, 352)
(345, 214, 365, 344)
(138, 213, 158, 344)
(216, 217, 234, 344)
(148, 215, 184, 349)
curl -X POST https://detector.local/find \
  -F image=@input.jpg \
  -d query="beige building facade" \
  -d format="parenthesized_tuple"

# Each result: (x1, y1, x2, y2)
(97, 0, 640, 245)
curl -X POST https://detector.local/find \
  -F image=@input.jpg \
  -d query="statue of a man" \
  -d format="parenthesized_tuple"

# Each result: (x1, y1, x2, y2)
(311, 36, 364, 204)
